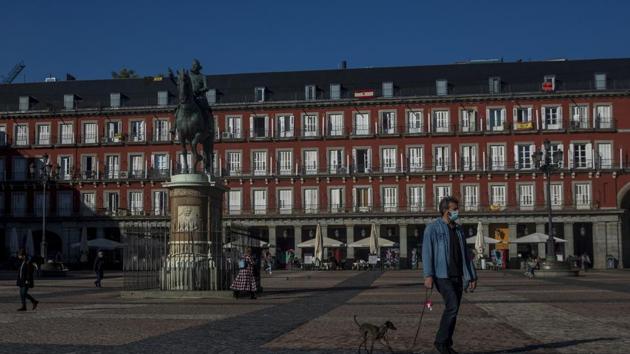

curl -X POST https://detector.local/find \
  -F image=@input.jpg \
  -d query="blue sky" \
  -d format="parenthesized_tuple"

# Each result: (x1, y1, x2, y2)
(1, 0, 629, 82)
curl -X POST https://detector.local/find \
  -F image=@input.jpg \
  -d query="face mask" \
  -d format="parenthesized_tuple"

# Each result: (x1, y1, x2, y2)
(448, 210, 459, 222)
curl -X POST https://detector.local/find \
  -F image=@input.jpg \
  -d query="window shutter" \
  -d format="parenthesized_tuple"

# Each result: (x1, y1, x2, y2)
(513, 145, 519, 169)
(530, 144, 536, 167)
(366, 149, 371, 171)
(352, 188, 357, 210)
(541, 108, 547, 129)
(557, 106, 563, 128)
(513, 107, 518, 124)
(586, 143, 593, 168)
(568, 143, 574, 169)
(249, 116, 253, 138)
(289, 115, 294, 135)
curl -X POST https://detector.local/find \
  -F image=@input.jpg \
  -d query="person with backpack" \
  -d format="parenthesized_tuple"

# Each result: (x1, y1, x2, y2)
(16, 249, 39, 312)
(230, 248, 257, 299)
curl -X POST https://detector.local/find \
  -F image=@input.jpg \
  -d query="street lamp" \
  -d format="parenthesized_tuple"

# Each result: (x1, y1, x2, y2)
(40, 153, 53, 261)
(532, 139, 563, 263)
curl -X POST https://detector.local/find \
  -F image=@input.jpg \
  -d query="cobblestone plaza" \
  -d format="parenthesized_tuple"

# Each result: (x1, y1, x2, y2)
(1, 270, 629, 353)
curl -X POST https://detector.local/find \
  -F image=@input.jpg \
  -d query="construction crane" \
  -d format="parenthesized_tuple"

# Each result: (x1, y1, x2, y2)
(1, 61, 26, 84)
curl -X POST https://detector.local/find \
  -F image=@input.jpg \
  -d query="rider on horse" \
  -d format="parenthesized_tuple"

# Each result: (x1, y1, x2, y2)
(169, 59, 210, 135)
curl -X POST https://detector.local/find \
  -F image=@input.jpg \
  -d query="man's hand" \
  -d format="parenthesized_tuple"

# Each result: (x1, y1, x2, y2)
(468, 280, 477, 291)
(424, 276, 433, 289)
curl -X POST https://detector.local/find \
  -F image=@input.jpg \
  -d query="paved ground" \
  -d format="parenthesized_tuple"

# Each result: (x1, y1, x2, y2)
(1, 269, 629, 353)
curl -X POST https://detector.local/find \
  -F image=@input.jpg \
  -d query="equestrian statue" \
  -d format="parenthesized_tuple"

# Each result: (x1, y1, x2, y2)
(168, 59, 214, 174)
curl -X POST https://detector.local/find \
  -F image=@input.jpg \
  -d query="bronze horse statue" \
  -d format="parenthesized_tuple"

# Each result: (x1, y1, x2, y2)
(174, 68, 214, 174)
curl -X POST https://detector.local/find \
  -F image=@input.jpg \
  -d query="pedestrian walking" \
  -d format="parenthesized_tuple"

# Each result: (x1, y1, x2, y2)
(411, 248, 418, 270)
(16, 249, 39, 311)
(580, 253, 591, 272)
(94, 251, 104, 287)
(422, 196, 477, 354)
(231, 248, 257, 299)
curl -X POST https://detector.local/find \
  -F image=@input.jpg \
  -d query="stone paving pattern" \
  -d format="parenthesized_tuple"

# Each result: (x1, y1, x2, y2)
(1, 269, 629, 353)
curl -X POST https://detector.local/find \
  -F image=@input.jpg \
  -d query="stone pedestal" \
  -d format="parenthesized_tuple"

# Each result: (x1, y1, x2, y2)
(161, 174, 225, 291)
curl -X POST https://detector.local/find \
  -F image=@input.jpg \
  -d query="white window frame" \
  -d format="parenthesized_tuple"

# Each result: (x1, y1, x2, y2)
(594, 104, 612, 129)
(460, 109, 477, 132)
(490, 184, 507, 210)
(353, 186, 372, 212)
(228, 189, 242, 215)
(408, 185, 425, 212)
(596, 142, 612, 169)
(327, 113, 344, 136)
(278, 188, 293, 214)
(542, 106, 562, 130)
(407, 110, 423, 134)
(277, 150, 293, 176)
(571, 104, 589, 129)
(129, 191, 144, 215)
(252, 150, 268, 176)
(152, 190, 168, 216)
(353, 112, 370, 136)
(252, 189, 267, 214)
(329, 187, 344, 212)
(226, 151, 242, 176)
(434, 185, 452, 211)
(574, 183, 591, 210)
(353, 147, 371, 173)
(328, 148, 344, 174)
(382, 186, 397, 212)
(302, 114, 318, 137)
(462, 185, 479, 211)
(276, 115, 294, 138)
(489, 144, 506, 171)
(303, 188, 319, 214)
(82, 122, 98, 144)
(461, 145, 477, 171)
(81, 192, 96, 215)
(518, 184, 535, 210)
(129, 120, 145, 142)
(487, 107, 506, 131)
(407, 146, 424, 172)
(36, 124, 51, 145)
(380, 111, 396, 135)
(226, 116, 242, 138)
(381, 147, 397, 173)
(15, 124, 29, 146)
(433, 145, 450, 172)
(303, 149, 318, 175)
(432, 110, 450, 133)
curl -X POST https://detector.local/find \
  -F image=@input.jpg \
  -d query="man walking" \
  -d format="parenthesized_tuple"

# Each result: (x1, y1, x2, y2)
(94, 251, 104, 288)
(16, 249, 39, 311)
(423, 196, 477, 354)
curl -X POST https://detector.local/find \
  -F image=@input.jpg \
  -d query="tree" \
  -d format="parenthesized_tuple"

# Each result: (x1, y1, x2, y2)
(111, 68, 139, 79)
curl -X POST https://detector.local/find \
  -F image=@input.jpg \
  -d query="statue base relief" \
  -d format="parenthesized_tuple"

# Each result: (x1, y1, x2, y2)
(161, 174, 225, 291)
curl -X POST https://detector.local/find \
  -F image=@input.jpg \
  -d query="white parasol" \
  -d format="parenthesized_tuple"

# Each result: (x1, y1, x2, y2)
(369, 223, 379, 255)
(314, 223, 324, 262)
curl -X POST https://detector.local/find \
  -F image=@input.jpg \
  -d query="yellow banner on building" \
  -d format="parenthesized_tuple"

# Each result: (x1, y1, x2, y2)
(515, 122, 534, 130)
(494, 227, 510, 250)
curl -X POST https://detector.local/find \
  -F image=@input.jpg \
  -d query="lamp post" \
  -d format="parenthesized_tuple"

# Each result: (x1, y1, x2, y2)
(532, 139, 563, 263)
(40, 153, 52, 261)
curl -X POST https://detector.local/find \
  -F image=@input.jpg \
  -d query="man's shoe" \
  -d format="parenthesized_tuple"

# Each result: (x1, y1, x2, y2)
(17, 307, 26, 312)
(32, 300, 39, 310)
(447, 347, 459, 354)
(434, 344, 449, 354)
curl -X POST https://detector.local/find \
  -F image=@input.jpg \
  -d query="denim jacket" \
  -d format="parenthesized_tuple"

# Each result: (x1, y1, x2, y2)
(422, 218, 477, 284)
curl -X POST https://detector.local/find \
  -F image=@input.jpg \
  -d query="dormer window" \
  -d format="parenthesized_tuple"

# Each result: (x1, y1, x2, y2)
(489, 77, 501, 94)
(305, 85, 316, 101)
(110, 93, 121, 108)
(255, 87, 266, 102)
(382, 82, 393, 98)
(595, 73, 607, 90)
(330, 84, 341, 100)
(157, 91, 169, 106)
(64, 94, 77, 110)
(436, 79, 448, 96)
(206, 89, 217, 104)
(19, 96, 30, 111)
(543, 75, 556, 91)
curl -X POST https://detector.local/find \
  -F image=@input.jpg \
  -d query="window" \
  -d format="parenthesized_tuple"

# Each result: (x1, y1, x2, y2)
(549, 183, 563, 208)
(597, 142, 612, 169)
(574, 183, 591, 209)
(515, 144, 535, 170)
(463, 185, 479, 211)
(490, 185, 507, 210)
(595, 73, 606, 90)
(81, 192, 96, 215)
(110, 93, 121, 108)
(328, 149, 344, 174)
(305, 85, 316, 100)
(15, 124, 28, 145)
(543, 75, 556, 91)
(461, 145, 477, 171)
(252, 151, 268, 176)
(304, 150, 318, 175)
(227, 151, 242, 176)
(34, 191, 49, 217)
(129, 191, 143, 215)
(328, 113, 344, 136)
(434, 146, 450, 172)
(157, 91, 169, 106)
(381, 147, 397, 173)
(570, 143, 592, 169)
(408, 186, 424, 211)
(58, 156, 72, 180)
(83, 123, 98, 144)
(129, 154, 144, 178)
(12, 157, 27, 180)
(154, 120, 170, 142)
(0, 125, 6, 145)
(514, 107, 533, 130)
(37, 124, 51, 145)
(226, 116, 242, 138)
(408, 147, 423, 172)
(228, 189, 242, 215)
(278, 150, 293, 175)
(542, 106, 562, 130)
(64, 94, 75, 110)
(329, 187, 344, 212)
(60, 123, 74, 144)
(382, 186, 397, 212)
(130, 121, 145, 142)
(382, 82, 393, 98)
(487, 108, 505, 131)
(105, 121, 122, 142)
(547, 143, 564, 168)
(153, 191, 168, 216)
(255, 87, 265, 102)
(278, 189, 293, 214)
(19, 96, 30, 111)
(105, 192, 119, 215)
(302, 114, 318, 137)
(57, 191, 73, 216)
(353, 113, 370, 135)
(152, 154, 169, 177)
(436, 79, 448, 96)
(380, 111, 396, 134)
(595, 105, 612, 129)
(249, 116, 269, 138)
(12, 191, 26, 216)
(353, 148, 371, 173)
(435, 185, 451, 210)
(304, 188, 318, 213)
(277, 115, 294, 138)
(206, 89, 217, 104)
(489, 77, 501, 94)
(354, 187, 371, 212)
(178, 153, 192, 173)
(330, 84, 341, 99)
(252, 189, 267, 214)
(571, 105, 589, 129)
(433, 110, 450, 133)
(460, 109, 476, 132)
(518, 184, 535, 210)
(407, 111, 423, 134)
(105, 155, 120, 179)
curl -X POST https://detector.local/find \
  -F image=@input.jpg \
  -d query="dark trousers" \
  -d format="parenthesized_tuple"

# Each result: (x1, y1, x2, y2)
(434, 277, 463, 347)
(19, 287, 36, 306)
(95, 272, 102, 287)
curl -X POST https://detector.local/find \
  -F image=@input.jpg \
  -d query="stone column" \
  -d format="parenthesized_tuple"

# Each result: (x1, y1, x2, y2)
(536, 223, 546, 258)
(593, 222, 607, 269)
(268, 226, 277, 257)
(399, 224, 408, 269)
(508, 223, 518, 264)
(346, 225, 355, 259)
(294, 225, 302, 259)
(563, 223, 574, 259)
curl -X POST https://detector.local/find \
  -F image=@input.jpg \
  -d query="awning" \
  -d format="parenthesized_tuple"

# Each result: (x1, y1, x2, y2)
(71, 238, 124, 250)
(297, 236, 345, 248)
(511, 232, 567, 244)
(348, 237, 397, 248)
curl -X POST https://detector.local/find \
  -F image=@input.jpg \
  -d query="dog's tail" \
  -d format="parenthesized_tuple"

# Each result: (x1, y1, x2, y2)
(353, 315, 360, 327)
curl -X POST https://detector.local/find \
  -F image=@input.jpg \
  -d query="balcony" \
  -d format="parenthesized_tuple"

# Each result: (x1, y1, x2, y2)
(79, 134, 99, 145)
(219, 130, 244, 142)
(101, 135, 125, 145)
(128, 134, 146, 144)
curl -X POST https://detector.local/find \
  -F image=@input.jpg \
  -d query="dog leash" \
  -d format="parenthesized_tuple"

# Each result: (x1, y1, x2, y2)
(410, 287, 433, 351)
